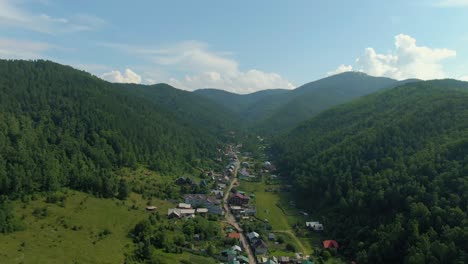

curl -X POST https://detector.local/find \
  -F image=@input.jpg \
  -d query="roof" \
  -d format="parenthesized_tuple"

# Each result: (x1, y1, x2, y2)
(180, 209, 195, 214)
(279, 256, 289, 262)
(233, 193, 250, 200)
(177, 203, 191, 209)
(196, 208, 208, 213)
(230, 205, 242, 210)
(145, 206, 157, 210)
(253, 239, 268, 249)
(231, 245, 242, 252)
(228, 232, 241, 239)
(167, 208, 181, 217)
(247, 231, 260, 240)
(323, 240, 339, 249)
(268, 233, 275, 238)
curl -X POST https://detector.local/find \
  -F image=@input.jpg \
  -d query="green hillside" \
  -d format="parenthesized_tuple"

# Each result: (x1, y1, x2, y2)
(194, 88, 289, 115)
(273, 80, 468, 263)
(0, 60, 220, 200)
(121, 83, 242, 134)
(196, 72, 414, 133)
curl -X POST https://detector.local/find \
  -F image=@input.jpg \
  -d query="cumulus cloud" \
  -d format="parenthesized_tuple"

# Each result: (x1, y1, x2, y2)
(100, 41, 294, 93)
(101, 69, 142, 84)
(329, 34, 456, 80)
(0, 0, 105, 34)
(435, 0, 468, 7)
(327, 64, 353, 76)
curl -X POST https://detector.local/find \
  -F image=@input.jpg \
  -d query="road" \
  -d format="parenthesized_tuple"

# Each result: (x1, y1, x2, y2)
(223, 159, 257, 264)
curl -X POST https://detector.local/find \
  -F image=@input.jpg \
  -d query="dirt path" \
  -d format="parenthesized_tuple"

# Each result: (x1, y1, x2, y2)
(223, 161, 257, 264)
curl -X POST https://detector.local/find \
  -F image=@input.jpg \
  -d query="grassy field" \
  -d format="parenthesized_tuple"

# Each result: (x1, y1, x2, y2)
(0, 189, 204, 264)
(240, 179, 317, 254)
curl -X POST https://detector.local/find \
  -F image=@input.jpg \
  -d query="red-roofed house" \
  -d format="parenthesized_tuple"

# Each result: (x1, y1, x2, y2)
(228, 232, 241, 239)
(229, 193, 250, 206)
(323, 240, 339, 249)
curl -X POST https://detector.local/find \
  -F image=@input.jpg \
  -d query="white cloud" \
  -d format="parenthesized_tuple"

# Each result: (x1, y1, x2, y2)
(0, 37, 54, 59)
(100, 41, 294, 93)
(435, 0, 468, 7)
(101, 69, 142, 84)
(0, 0, 105, 34)
(330, 34, 456, 80)
(459, 75, 468, 81)
(327, 64, 353, 76)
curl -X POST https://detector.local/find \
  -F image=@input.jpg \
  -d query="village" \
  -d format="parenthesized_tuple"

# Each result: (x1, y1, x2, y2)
(144, 142, 342, 264)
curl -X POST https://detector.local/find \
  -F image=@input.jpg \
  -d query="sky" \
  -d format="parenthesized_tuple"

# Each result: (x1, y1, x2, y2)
(1, 0, 468, 94)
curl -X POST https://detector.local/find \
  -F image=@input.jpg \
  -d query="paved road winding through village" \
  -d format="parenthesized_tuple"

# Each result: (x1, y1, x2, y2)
(223, 160, 257, 264)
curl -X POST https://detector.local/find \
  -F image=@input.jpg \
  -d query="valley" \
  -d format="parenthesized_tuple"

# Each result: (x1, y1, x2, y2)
(0, 60, 466, 264)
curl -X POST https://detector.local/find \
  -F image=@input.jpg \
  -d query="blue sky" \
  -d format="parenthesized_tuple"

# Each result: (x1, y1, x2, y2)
(1, 0, 468, 93)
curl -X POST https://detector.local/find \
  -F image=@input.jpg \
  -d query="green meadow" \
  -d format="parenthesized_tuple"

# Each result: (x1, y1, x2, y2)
(0, 189, 210, 264)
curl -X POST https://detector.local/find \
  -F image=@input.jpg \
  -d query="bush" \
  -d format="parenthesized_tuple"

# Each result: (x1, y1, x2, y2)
(286, 243, 296, 252)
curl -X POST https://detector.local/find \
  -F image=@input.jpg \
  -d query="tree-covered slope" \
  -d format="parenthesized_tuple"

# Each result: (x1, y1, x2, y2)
(258, 72, 401, 133)
(120, 84, 242, 134)
(0, 60, 220, 198)
(194, 88, 289, 115)
(273, 80, 468, 263)
(196, 72, 411, 133)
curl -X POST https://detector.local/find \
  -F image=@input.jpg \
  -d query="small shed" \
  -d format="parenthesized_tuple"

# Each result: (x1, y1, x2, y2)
(145, 206, 157, 211)
(268, 233, 275, 241)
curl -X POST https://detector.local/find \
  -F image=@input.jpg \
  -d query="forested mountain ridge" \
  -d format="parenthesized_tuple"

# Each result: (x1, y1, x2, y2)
(195, 72, 419, 133)
(194, 88, 289, 115)
(119, 83, 242, 134)
(272, 80, 468, 263)
(0, 60, 220, 200)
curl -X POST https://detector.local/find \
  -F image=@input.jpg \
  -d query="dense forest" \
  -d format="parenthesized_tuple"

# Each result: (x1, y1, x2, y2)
(273, 80, 468, 263)
(0, 60, 221, 200)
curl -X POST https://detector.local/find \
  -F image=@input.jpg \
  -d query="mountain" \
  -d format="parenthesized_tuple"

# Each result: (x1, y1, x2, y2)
(194, 88, 289, 114)
(273, 80, 468, 263)
(196, 72, 419, 133)
(256, 72, 403, 133)
(0, 60, 222, 199)
(119, 83, 242, 134)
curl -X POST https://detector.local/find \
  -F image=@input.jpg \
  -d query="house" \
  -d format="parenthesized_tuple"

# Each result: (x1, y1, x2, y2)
(247, 231, 260, 241)
(211, 190, 224, 199)
(184, 194, 224, 215)
(177, 203, 192, 209)
(145, 206, 157, 211)
(167, 208, 195, 218)
(231, 245, 242, 252)
(278, 256, 290, 263)
(243, 208, 256, 216)
(306, 221, 323, 231)
(322, 240, 339, 249)
(228, 232, 241, 240)
(217, 183, 227, 190)
(259, 257, 278, 264)
(221, 249, 238, 262)
(196, 208, 208, 214)
(230, 205, 242, 213)
(167, 209, 181, 218)
(252, 239, 268, 255)
(268, 233, 275, 241)
(229, 193, 250, 206)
